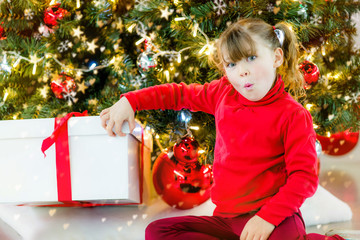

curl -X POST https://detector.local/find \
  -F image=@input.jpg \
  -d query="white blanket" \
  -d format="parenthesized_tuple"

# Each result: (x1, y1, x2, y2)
(0, 185, 352, 240)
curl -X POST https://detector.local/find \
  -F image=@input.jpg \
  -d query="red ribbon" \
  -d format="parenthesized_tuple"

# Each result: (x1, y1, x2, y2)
(41, 111, 88, 202)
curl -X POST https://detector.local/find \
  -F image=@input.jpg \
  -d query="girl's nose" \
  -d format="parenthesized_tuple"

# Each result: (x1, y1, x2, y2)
(239, 70, 249, 77)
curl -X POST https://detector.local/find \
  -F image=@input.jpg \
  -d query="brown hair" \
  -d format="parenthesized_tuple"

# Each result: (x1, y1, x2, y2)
(211, 18, 305, 100)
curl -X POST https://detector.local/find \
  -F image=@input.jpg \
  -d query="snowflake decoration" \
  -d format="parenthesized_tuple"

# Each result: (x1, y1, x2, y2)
(345, 92, 360, 103)
(131, 75, 146, 89)
(266, 3, 274, 12)
(24, 9, 34, 20)
(310, 14, 322, 25)
(297, 4, 308, 19)
(93, 0, 107, 8)
(75, 11, 83, 21)
(101, 59, 110, 66)
(213, 0, 227, 15)
(63, 91, 77, 105)
(81, 41, 88, 49)
(38, 24, 54, 37)
(44, 69, 52, 77)
(58, 40, 71, 53)
(0, 56, 11, 74)
(33, 32, 42, 41)
(135, 0, 150, 10)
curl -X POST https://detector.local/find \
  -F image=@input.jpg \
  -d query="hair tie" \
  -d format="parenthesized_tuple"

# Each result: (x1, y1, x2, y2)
(273, 27, 285, 47)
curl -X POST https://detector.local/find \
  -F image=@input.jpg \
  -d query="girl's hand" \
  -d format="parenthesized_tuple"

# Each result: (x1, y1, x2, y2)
(240, 215, 275, 240)
(100, 97, 135, 137)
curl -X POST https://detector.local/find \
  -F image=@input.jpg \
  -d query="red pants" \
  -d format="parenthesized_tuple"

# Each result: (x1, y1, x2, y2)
(145, 213, 344, 240)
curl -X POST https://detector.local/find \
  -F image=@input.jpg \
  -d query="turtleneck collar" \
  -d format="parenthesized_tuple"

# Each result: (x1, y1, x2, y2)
(232, 75, 285, 107)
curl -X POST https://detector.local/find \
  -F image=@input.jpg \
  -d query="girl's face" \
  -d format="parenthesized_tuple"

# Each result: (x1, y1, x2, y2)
(222, 36, 283, 102)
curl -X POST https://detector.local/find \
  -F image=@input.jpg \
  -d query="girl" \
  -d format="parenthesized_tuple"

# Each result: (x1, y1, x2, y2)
(100, 18, 345, 240)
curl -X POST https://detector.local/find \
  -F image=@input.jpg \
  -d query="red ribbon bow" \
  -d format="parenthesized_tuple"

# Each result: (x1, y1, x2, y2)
(41, 111, 88, 202)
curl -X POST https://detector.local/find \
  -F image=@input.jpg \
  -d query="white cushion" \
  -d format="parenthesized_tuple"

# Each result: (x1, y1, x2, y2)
(300, 185, 353, 226)
(0, 185, 352, 240)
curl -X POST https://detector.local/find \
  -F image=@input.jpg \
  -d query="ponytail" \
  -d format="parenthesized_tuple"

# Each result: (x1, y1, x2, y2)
(274, 22, 305, 100)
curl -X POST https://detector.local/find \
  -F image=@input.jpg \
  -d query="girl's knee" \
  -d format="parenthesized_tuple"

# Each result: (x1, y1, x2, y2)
(145, 220, 159, 238)
(145, 218, 170, 240)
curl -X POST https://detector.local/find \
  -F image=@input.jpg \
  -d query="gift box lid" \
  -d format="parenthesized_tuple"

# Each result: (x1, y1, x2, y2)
(0, 116, 144, 144)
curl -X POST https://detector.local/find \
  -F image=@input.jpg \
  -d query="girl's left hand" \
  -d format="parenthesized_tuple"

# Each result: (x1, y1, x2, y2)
(240, 215, 275, 240)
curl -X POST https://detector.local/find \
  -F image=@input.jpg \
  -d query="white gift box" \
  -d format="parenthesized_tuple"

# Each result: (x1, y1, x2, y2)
(0, 115, 152, 205)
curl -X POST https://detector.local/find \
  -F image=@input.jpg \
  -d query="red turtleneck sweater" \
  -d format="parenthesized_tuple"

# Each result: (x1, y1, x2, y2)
(121, 76, 318, 226)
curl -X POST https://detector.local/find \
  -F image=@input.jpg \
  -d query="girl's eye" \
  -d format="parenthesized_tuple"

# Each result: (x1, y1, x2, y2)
(247, 55, 257, 62)
(226, 62, 236, 68)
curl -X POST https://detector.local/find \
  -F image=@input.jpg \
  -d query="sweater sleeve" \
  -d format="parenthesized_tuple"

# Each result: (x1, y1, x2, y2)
(256, 108, 319, 226)
(120, 79, 222, 115)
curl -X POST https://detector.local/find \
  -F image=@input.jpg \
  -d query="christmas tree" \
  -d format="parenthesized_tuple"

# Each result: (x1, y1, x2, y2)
(0, 0, 359, 163)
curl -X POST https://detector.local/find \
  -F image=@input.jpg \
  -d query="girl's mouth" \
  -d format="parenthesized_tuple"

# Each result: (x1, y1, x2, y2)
(244, 83, 254, 89)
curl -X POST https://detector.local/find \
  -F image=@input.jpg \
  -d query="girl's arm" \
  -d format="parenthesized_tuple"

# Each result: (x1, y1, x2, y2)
(122, 80, 221, 114)
(256, 108, 319, 226)
(100, 79, 222, 136)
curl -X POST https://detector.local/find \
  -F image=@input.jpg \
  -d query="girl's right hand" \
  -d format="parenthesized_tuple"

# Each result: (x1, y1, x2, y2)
(100, 97, 136, 137)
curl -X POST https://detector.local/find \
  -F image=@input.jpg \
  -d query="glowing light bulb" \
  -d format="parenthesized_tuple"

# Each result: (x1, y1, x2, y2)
(193, 23, 198, 37)
(175, 17, 186, 21)
(306, 104, 314, 110)
(177, 54, 181, 63)
(198, 149, 205, 154)
(164, 70, 170, 82)
(109, 57, 116, 64)
(89, 62, 97, 70)
(198, 44, 208, 55)
(127, 24, 136, 32)
(3, 92, 8, 102)
(13, 58, 21, 68)
(206, 43, 215, 55)
(135, 37, 146, 46)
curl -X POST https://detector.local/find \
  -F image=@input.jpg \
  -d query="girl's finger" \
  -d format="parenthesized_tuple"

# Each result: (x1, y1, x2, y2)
(114, 120, 125, 137)
(106, 119, 116, 137)
(99, 108, 109, 117)
(100, 112, 110, 129)
(128, 117, 136, 133)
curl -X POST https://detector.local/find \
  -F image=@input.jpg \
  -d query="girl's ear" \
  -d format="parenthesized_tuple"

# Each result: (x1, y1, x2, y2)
(273, 47, 284, 68)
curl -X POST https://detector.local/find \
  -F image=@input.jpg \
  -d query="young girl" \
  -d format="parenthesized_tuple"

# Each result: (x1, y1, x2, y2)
(100, 18, 345, 240)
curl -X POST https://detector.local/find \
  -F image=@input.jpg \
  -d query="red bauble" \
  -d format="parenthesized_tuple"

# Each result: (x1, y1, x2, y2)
(299, 60, 320, 85)
(44, 4, 68, 28)
(152, 149, 213, 209)
(0, 22, 5, 40)
(173, 136, 200, 165)
(51, 73, 77, 99)
(316, 130, 359, 156)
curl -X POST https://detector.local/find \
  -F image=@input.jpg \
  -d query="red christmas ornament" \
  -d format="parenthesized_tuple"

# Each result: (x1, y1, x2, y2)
(173, 136, 200, 164)
(0, 22, 6, 40)
(44, 4, 68, 28)
(316, 130, 359, 156)
(299, 60, 320, 86)
(152, 142, 213, 209)
(51, 73, 77, 99)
